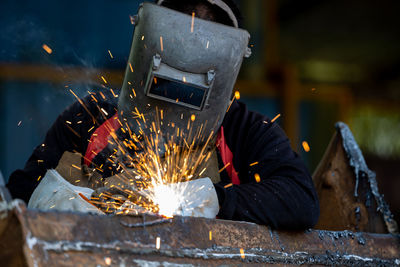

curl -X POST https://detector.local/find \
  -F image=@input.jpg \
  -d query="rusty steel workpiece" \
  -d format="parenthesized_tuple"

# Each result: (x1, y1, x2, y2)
(0, 200, 399, 266)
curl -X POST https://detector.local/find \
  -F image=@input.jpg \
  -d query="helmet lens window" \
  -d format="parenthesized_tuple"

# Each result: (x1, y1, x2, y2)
(148, 76, 205, 109)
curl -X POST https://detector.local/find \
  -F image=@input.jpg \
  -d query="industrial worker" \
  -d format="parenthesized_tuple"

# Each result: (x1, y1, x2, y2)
(6, 0, 319, 230)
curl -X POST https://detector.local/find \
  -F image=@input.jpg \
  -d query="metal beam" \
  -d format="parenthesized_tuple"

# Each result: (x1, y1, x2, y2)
(1, 200, 399, 266)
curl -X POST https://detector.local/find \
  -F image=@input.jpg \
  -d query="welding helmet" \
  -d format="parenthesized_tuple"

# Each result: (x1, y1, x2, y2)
(118, 1, 251, 146)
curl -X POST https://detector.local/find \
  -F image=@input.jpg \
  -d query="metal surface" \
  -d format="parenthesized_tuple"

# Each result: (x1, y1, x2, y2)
(336, 122, 398, 234)
(0, 200, 399, 266)
(313, 122, 398, 234)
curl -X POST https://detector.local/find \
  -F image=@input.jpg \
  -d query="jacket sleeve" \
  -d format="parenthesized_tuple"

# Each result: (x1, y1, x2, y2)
(214, 101, 319, 230)
(6, 97, 94, 203)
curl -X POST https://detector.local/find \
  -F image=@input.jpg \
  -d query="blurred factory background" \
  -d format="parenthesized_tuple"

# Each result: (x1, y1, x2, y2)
(0, 0, 399, 221)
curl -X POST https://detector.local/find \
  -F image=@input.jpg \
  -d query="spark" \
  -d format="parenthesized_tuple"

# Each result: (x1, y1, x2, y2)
(108, 50, 113, 59)
(156, 237, 161, 249)
(182, 76, 187, 83)
(206, 41, 209, 49)
(66, 120, 72, 124)
(110, 89, 118, 98)
(219, 162, 231, 173)
(191, 12, 195, 33)
(226, 95, 236, 113)
(104, 257, 112, 265)
(234, 91, 240, 100)
(302, 141, 310, 152)
(129, 15, 135, 25)
(254, 173, 261, 183)
(240, 248, 245, 259)
(271, 113, 281, 123)
(37, 176, 42, 181)
(69, 98, 216, 218)
(42, 44, 52, 54)
(209, 231, 212, 240)
(101, 76, 108, 84)
(199, 167, 207, 176)
(129, 63, 133, 72)
(69, 89, 97, 124)
(78, 193, 98, 208)
(71, 164, 81, 170)
(17, 121, 22, 126)
(250, 161, 258, 166)
(101, 108, 109, 116)
(141, 35, 145, 40)
(224, 183, 233, 188)
(160, 36, 164, 52)
(50, 205, 55, 209)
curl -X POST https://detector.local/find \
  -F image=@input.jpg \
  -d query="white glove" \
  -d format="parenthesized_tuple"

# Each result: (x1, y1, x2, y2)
(145, 177, 219, 219)
(28, 169, 102, 214)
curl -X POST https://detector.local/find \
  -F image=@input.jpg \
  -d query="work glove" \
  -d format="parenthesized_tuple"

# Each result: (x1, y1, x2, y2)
(28, 169, 102, 214)
(145, 177, 219, 218)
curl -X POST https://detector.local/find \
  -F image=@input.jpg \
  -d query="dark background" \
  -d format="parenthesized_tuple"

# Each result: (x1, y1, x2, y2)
(0, 0, 399, 221)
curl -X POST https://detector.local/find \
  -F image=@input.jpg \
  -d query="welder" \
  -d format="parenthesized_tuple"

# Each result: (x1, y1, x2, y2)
(7, 0, 319, 230)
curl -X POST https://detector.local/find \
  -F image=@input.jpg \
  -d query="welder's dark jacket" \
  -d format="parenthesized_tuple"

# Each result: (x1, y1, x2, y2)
(7, 90, 319, 230)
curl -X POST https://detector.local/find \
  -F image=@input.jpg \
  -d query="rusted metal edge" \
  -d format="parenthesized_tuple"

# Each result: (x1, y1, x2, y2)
(335, 122, 399, 234)
(4, 201, 398, 267)
(20, 237, 400, 266)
